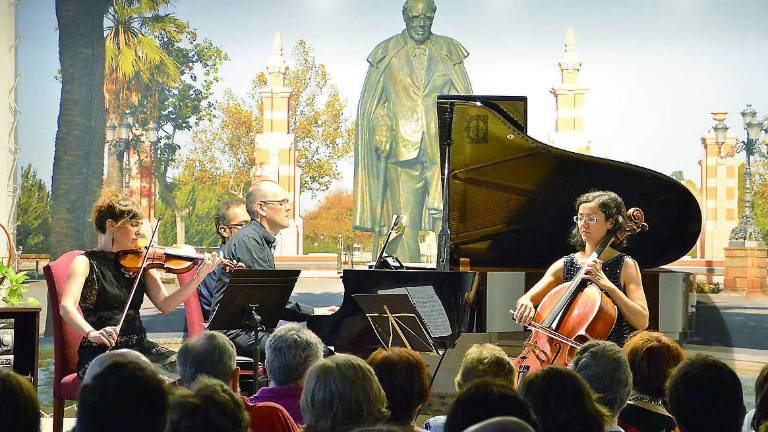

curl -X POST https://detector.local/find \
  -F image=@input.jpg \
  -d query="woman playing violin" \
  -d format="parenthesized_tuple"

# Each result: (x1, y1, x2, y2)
(59, 190, 222, 378)
(513, 190, 649, 346)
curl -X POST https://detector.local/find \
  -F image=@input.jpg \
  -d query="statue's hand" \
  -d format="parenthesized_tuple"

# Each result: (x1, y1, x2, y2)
(374, 132, 391, 158)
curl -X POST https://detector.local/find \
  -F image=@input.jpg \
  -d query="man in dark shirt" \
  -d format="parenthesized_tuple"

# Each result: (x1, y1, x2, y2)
(211, 180, 323, 357)
(197, 199, 251, 322)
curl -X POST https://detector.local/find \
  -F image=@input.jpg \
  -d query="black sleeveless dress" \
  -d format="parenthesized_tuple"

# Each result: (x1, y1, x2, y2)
(563, 253, 634, 346)
(76, 249, 175, 378)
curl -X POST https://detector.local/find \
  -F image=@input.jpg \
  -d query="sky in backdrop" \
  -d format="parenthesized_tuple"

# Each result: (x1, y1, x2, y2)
(15, 0, 768, 212)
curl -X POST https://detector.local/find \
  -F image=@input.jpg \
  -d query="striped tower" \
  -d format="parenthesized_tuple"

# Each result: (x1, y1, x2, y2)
(251, 33, 303, 256)
(126, 137, 155, 224)
(698, 112, 740, 260)
(548, 27, 592, 155)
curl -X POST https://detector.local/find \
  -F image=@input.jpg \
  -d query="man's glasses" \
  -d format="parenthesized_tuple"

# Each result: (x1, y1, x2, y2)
(225, 222, 248, 229)
(260, 199, 290, 207)
(573, 214, 599, 225)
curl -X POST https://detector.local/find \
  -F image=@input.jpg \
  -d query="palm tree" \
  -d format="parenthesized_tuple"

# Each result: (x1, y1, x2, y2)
(103, 0, 185, 189)
(51, 0, 111, 260)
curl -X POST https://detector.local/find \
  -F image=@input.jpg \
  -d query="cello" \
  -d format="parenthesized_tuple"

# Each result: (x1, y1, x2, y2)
(512, 207, 648, 385)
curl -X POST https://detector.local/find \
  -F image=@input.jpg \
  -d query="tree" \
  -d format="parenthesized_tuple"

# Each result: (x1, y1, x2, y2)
(252, 40, 354, 197)
(51, 0, 111, 259)
(149, 28, 228, 244)
(303, 190, 372, 253)
(103, 0, 186, 189)
(16, 164, 51, 254)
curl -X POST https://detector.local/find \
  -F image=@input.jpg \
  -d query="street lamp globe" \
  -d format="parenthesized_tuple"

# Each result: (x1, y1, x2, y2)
(119, 118, 131, 141)
(747, 118, 763, 141)
(146, 122, 158, 143)
(105, 120, 117, 142)
(714, 122, 728, 146)
(741, 104, 757, 126)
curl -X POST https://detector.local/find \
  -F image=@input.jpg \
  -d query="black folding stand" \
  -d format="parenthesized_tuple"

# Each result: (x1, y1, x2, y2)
(207, 269, 300, 395)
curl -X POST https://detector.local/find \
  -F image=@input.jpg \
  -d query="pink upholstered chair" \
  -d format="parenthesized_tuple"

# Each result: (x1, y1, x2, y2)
(177, 265, 205, 339)
(43, 250, 85, 432)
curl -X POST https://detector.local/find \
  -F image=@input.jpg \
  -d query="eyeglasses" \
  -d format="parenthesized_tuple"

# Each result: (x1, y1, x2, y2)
(260, 199, 290, 207)
(225, 222, 248, 229)
(573, 214, 599, 225)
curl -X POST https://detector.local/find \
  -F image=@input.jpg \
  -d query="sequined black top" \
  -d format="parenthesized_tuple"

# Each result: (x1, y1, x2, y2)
(563, 253, 634, 346)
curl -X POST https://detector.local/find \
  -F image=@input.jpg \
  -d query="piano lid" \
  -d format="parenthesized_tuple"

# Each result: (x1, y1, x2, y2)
(437, 95, 702, 270)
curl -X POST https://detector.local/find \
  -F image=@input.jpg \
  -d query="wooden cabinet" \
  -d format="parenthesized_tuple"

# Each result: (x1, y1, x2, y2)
(0, 307, 41, 390)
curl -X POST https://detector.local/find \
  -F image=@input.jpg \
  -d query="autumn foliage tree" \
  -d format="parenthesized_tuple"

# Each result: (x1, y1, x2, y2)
(303, 191, 372, 254)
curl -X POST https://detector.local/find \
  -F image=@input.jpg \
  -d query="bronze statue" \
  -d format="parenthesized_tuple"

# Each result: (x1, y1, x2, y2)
(352, 0, 472, 262)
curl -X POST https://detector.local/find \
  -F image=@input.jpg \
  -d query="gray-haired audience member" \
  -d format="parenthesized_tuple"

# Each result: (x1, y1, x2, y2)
(464, 417, 536, 432)
(82, 348, 152, 384)
(302, 353, 389, 432)
(573, 340, 632, 431)
(167, 376, 250, 432)
(250, 323, 325, 424)
(667, 355, 746, 432)
(177, 331, 239, 391)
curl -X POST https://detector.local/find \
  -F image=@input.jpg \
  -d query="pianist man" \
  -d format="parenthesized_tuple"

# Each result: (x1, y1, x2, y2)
(211, 180, 335, 358)
(353, 0, 472, 263)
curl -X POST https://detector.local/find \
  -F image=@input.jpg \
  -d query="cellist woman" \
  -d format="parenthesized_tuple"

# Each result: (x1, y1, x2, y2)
(59, 190, 222, 379)
(513, 190, 649, 346)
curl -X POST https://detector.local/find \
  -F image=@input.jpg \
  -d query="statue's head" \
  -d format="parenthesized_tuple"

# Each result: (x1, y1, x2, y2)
(402, 0, 436, 45)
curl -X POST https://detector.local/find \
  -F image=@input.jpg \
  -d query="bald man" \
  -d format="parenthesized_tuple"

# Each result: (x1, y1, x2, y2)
(211, 181, 315, 358)
(82, 349, 153, 384)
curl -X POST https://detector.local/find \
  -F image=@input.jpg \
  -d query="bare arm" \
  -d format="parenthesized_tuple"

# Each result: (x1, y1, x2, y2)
(144, 253, 222, 314)
(584, 257, 649, 330)
(59, 255, 117, 347)
(513, 258, 565, 324)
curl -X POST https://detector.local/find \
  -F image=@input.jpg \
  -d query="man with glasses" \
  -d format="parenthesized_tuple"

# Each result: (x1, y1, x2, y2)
(197, 199, 251, 323)
(211, 180, 322, 358)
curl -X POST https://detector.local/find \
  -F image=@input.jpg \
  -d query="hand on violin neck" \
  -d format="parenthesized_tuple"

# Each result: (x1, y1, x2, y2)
(198, 252, 225, 277)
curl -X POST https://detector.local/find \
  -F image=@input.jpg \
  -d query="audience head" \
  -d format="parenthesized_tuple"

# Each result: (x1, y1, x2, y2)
(246, 180, 291, 234)
(167, 376, 249, 432)
(76, 359, 169, 432)
(302, 353, 389, 432)
(177, 331, 239, 390)
(520, 366, 608, 432)
(666, 355, 745, 432)
(455, 343, 515, 391)
(573, 340, 632, 417)
(82, 348, 152, 384)
(752, 383, 768, 432)
(367, 347, 430, 425)
(350, 426, 402, 432)
(444, 379, 537, 432)
(464, 416, 536, 432)
(0, 368, 40, 432)
(265, 323, 324, 387)
(622, 330, 684, 400)
(755, 362, 768, 406)
(214, 199, 249, 244)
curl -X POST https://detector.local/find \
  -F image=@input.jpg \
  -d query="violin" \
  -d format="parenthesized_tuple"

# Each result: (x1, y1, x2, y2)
(118, 244, 245, 275)
(512, 207, 648, 385)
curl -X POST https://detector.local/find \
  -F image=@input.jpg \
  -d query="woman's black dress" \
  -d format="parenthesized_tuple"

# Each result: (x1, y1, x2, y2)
(76, 249, 175, 378)
(563, 253, 635, 346)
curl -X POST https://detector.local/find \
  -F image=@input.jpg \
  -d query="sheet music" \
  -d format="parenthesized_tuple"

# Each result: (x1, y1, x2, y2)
(379, 286, 452, 338)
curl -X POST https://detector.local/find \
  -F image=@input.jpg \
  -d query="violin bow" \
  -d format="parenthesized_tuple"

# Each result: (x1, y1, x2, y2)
(113, 217, 162, 343)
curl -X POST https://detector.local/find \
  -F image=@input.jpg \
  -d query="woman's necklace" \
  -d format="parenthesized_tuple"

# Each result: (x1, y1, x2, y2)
(628, 394, 665, 408)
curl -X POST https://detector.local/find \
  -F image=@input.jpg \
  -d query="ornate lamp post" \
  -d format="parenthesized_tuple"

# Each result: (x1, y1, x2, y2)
(105, 112, 158, 195)
(712, 104, 768, 244)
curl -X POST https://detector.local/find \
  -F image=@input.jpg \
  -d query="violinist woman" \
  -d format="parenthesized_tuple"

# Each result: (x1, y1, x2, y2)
(60, 191, 222, 378)
(513, 190, 649, 346)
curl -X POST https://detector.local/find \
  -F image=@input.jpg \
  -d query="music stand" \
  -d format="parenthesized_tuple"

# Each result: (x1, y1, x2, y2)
(353, 293, 439, 354)
(352, 290, 455, 403)
(373, 214, 406, 269)
(207, 269, 300, 394)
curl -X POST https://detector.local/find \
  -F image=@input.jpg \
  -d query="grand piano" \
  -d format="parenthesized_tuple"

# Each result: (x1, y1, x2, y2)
(308, 95, 702, 357)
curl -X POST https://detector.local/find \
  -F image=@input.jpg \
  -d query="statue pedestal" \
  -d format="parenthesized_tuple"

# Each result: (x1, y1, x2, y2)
(723, 241, 768, 296)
